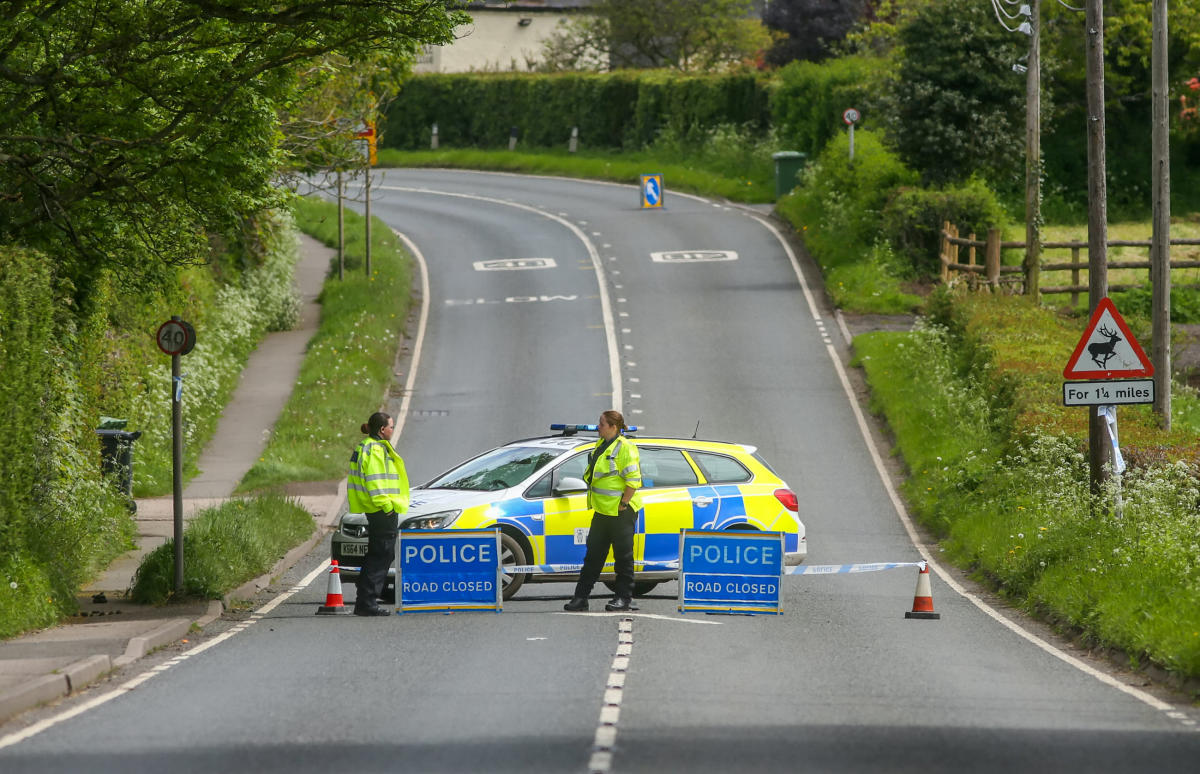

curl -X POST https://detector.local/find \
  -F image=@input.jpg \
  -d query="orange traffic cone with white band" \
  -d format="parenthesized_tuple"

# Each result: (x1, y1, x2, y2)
(904, 562, 940, 620)
(316, 560, 351, 615)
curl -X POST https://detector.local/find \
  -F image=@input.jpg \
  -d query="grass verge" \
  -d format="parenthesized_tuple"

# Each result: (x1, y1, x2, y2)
(130, 496, 315, 603)
(377, 146, 774, 204)
(235, 195, 412, 492)
(854, 293, 1200, 682)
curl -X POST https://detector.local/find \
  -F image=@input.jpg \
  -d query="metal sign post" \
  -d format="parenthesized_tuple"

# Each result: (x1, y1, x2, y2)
(156, 316, 195, 593)
(843, 108, 860, 161)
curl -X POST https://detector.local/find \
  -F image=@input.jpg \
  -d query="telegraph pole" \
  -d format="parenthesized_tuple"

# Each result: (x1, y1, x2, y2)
(1085, 0, 1111, 494)
(1151, 0, 1172, 429)
(1024, 0, 1042, 300)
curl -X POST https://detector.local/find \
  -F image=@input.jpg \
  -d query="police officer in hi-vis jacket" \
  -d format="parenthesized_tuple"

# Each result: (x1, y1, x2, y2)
(347, 412, 409, 616)
(564, 410, 643, 612)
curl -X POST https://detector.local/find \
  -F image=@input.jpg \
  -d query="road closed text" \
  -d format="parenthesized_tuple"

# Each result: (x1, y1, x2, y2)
(684, 579, 778, 597)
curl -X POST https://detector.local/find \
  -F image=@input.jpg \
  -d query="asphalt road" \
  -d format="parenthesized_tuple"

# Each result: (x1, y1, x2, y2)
(2, 170, 1197, 773)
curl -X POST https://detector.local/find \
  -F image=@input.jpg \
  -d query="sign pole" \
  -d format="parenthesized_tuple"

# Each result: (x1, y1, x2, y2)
(171, 325, 184, 594)
(1085, 0, 1110, 496)
(157, 315, 194, 595)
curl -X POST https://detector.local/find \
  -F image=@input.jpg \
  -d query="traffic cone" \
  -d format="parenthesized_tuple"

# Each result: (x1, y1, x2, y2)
(904, 563, 940, 620)
(316, 560, 351, 615)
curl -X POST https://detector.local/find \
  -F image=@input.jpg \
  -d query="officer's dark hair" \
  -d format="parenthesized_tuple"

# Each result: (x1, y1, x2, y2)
(600, 409, 626, 433)
(362, 412, 391, 439)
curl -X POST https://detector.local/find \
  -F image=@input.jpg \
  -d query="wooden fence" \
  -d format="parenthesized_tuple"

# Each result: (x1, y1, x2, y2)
(939, 222, 1200, 304)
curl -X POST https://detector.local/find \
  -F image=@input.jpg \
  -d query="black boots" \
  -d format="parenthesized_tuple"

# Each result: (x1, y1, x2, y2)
(354, 602, 391, 616)
(604, 597, 632, 612)
(563, 596, 589, 612)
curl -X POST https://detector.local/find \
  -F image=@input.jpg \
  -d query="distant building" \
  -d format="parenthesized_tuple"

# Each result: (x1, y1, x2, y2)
(417, 1, 597, 73)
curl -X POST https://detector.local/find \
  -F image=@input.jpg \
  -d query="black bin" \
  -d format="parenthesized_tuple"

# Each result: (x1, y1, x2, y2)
(96, 418, 141, 509)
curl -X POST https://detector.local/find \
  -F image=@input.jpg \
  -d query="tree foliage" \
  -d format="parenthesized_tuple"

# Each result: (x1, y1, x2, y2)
(538, 0, 773, 72)
(880, 0, 1025, 186)
(763, 0, 875, 66)
(0, 1, 465, 293)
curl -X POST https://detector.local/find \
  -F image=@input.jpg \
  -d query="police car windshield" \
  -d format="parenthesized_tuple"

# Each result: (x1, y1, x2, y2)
(425, 446, 564, 491)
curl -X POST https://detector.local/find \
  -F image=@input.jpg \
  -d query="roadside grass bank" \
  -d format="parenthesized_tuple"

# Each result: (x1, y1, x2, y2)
(377, 129, 777, 205)
(235, 195, 413, 492)
(130, 496, 315, 603)
(854, 291, 1200, 683)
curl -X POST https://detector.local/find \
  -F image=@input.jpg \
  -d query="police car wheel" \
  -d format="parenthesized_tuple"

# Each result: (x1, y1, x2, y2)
(499, 533, 527, 600)
(604, 581, 659, 597)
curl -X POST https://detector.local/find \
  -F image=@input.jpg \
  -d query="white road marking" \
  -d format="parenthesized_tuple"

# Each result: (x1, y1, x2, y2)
(378, 185, 622, 413)
(0, 562, 332, 750)
(390, 230, 431, 442)
(588, 618, 634, 774)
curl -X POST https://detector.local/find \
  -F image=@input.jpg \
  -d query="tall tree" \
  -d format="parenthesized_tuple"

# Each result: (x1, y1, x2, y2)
(763, 0, 874, 66)
(539, 0, 772, 72)
(881, 0, 1025, 186)
(0, 1, 465, 292)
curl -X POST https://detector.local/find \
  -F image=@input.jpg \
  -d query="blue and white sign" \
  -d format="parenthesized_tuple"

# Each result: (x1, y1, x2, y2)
(678, 530, 784, 615)
(640, 173, 664, 209)
(396, 529, 502, 614)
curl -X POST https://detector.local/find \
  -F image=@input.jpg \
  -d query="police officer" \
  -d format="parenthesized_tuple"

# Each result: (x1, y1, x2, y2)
(348, 411, 409, 616)
(564, 410, 643, 612)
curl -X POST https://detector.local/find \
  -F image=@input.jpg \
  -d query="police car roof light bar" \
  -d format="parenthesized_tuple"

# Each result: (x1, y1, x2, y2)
(551, 423, 639, 436)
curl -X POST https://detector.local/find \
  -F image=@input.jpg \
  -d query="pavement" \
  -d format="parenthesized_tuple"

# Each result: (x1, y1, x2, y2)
(0, 234, 346, 726)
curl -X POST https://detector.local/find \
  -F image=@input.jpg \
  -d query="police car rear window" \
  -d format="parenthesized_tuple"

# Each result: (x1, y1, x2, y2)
(690, 451, 752, 483)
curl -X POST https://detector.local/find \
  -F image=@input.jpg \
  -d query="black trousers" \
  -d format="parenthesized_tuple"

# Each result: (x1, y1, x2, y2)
(357, 511, 398, 606)
(574, 509, 636, 599)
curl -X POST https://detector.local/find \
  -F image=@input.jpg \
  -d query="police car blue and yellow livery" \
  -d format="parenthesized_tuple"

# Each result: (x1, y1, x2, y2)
(332, 425, 807, 600)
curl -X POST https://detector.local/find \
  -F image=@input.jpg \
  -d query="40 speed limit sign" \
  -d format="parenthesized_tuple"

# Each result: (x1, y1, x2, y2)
(156, 318, 196, 356)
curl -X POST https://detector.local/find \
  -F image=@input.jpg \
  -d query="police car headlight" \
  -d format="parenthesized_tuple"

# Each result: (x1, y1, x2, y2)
(401, 510, 461, 530)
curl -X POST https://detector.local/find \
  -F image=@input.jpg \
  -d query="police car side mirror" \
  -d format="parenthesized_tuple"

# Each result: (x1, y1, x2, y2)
(554, 477, 587, 495)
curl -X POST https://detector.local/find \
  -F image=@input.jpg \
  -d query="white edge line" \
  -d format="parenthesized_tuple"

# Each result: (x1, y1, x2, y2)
(0, 561, 332, 750)
(377, 184, 621, 411)
(746, 212, 1176, 715)
(389, 229, 431, 440)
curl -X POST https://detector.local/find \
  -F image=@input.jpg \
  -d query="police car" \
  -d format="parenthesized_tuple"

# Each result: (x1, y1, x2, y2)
(332, 424, 807, 600)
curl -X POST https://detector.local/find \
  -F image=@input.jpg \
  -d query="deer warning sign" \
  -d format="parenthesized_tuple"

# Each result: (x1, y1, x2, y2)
(1063, 297, 1154, 379)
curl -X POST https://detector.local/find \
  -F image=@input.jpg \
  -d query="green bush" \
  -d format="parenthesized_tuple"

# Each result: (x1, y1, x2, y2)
(778, 128, 918, 269)
(769, 56, 888, 159)
(1111, 284, 1200, 325)
(112, 211, 301, 495)
(881, 178, 1011, 277)
(0, 247, 134, 638)
(382, 71, 771, 151)
(130, 495, 315, 603)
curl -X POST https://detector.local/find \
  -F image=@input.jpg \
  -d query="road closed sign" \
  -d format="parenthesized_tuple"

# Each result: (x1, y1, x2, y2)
(678, 530, 784, 615)
(396, 530, 502, 614)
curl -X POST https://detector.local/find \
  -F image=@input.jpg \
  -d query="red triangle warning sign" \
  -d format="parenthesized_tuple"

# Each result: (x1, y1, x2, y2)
(1063, 297, 1154, 379)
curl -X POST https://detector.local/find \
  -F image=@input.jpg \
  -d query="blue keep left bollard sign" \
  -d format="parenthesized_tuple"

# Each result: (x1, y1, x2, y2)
(396, 529, 502, 613)
(678, 530, 784, 615)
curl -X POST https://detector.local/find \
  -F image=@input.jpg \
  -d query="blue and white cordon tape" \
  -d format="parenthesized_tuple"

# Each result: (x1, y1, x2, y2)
(785, 560, 927, 575)
(500, 560, 927, 576)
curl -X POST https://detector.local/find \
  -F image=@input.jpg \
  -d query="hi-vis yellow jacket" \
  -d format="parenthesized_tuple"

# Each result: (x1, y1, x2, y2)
(348, 437, 410, 515)
(584, 436, 643, 517)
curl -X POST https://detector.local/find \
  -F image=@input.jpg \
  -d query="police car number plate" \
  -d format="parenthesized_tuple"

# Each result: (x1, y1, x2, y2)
(342, 543, 368, 556)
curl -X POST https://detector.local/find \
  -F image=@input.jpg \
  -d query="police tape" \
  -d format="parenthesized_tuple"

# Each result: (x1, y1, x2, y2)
(785, 560, 926, 575)
(346, 560, 927, 576)
(502, 561, 679, 575)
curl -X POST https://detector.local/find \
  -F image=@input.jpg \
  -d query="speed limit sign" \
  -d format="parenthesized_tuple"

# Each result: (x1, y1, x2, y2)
(157, 319, 196, 356)
(843, 108, 860, 125)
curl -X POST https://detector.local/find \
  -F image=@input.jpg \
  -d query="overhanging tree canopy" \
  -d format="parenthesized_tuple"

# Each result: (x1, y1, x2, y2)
(0, 0, 465, 291)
